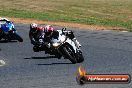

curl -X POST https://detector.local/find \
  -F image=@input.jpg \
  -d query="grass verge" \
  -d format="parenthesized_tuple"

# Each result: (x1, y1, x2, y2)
(0, 0, 132, 31)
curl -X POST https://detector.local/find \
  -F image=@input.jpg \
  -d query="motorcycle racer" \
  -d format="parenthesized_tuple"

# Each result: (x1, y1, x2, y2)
(29, 23, 59, 47)
(44, 25, 81, 48)
(0, 17, 15, 32)
(0, 20, 16, 33)
(29, 23, 44, 45)
(0, 17, 23, 42)
(0, 17, 13, 29)
(44, 25, 59, 48)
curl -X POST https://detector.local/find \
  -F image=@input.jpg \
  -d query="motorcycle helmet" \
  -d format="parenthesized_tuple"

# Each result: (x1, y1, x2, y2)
(44, 25, 54, 36)
(30, 23, 38, 32)
(0, 17, 10, 21)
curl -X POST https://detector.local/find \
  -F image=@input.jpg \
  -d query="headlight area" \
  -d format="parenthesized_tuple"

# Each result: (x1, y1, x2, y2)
(52, 42, 60, 47)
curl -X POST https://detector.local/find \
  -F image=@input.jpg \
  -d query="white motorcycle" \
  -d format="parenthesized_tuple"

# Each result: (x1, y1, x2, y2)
(33, 28, 84, 64)
(50, 28, 84, 64)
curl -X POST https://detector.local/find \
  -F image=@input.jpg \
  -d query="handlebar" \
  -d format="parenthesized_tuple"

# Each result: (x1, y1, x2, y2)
(62, 27, 67, 32)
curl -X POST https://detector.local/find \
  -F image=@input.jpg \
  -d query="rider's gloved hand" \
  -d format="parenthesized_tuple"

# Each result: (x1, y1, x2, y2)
(8, 30, 13, 34)
(66, 31, 75, 39)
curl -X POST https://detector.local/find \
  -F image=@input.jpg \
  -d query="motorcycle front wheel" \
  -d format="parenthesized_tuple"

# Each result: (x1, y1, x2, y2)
(63, 45, 77, 64)
(14, 33, 23, 42)
(76, 50, 84, 63)
(0, 30, 3, 40)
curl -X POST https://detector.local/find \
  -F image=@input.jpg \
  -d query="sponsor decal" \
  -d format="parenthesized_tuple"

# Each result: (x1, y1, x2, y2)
(76, 66, 131, 85)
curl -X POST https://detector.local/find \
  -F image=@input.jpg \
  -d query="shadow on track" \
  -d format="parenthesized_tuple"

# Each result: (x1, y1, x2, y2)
(24, 56, 73, 65)
(0, 40, 17, 43)
(24, 56, 56, 60)
(37, 62, 73, 65)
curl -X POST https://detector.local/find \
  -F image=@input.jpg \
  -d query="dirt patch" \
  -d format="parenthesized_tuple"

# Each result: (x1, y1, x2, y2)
(6, 16, 126, 31)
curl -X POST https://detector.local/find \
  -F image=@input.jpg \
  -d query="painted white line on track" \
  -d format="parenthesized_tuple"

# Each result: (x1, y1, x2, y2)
(102, 30, 111, 31)
(0, 60, 6, 67)
(121, 31, 128, 32)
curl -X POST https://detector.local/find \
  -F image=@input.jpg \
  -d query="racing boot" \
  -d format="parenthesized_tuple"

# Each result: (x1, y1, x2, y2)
(33, 46, 39, 52)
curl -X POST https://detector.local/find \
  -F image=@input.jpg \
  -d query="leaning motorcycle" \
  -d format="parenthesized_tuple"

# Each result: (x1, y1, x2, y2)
(33, 28, 84, 64)
(0, 21, 23, 42)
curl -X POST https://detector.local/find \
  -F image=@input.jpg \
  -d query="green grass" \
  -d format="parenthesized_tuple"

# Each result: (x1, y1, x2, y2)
(0, 0, 132, 30)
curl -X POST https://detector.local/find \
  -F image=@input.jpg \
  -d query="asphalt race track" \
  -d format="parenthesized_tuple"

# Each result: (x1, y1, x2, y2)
(0, 23, 132, 88)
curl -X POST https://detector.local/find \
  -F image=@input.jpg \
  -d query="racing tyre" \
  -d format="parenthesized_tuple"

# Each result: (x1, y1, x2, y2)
(0, 30, 3, 40)
(63, 45, 77, 64)
(14, 33, 23, 42)
(76, 50, 84, 63)
(0, 36, 2, 40)
(33, 46, 39, 52)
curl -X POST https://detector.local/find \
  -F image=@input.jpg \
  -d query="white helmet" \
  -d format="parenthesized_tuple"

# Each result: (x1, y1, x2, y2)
(0, 17, 10, 21)
(30, 23, 38, 29)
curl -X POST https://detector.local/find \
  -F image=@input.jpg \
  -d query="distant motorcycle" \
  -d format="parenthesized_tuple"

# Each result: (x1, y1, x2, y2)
(33, 28, 84, 64)
(0, 20, 23, 42)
